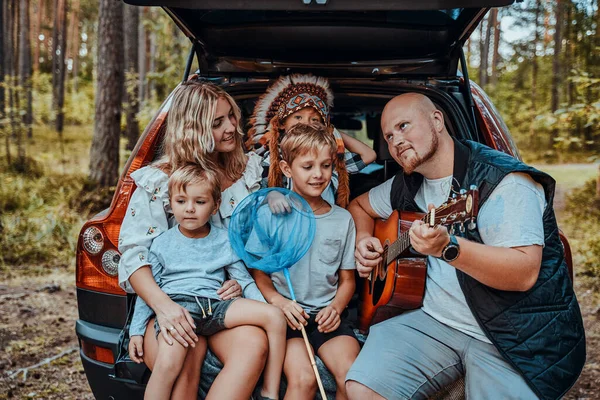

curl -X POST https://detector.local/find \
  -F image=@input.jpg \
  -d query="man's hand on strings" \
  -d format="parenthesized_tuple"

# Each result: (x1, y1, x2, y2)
(354, 236, 383, 278)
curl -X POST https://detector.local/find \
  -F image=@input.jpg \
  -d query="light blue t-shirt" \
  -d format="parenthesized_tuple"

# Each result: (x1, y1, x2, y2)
(129, 225, 264, 336)
(246, 203, 357, 313)
(368, 172, 546, 343)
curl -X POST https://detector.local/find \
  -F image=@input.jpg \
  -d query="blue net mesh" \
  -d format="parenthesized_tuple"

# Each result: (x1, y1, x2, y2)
(229, 188, 316, 275)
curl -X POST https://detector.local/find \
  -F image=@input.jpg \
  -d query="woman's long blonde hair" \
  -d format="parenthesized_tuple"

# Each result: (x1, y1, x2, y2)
(154, 81, 246, 182)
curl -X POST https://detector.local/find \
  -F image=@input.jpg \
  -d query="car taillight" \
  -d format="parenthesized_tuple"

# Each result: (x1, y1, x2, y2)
(81, 339, 115, 364)
(76, 220, 125, 295)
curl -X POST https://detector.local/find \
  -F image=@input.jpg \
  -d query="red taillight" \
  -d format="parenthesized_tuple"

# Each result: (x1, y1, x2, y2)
(81, 339, 115, 364)
(76, 219, 126, 295)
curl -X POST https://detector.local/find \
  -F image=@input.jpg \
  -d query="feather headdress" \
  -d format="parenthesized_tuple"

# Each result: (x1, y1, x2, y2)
(246, 74, 349, 207)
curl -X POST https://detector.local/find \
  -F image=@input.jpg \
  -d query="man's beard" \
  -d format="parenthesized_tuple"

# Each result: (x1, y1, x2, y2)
(399, 123, 438, 175)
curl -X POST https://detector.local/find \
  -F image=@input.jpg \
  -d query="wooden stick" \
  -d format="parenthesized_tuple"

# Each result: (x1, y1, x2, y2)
(296, 312, 327, 399)
(284, 271, 327, 399)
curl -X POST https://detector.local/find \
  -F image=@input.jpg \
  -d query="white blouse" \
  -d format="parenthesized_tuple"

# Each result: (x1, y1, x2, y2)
(117, 153, 264, 293)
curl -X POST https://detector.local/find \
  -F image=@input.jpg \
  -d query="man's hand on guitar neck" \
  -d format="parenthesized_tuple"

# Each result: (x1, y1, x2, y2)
(409, 220, 451, 258)
(354, 236, 384, 278)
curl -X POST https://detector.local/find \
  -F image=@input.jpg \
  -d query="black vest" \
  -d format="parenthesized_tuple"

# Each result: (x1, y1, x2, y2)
(390, 139, 585, 400)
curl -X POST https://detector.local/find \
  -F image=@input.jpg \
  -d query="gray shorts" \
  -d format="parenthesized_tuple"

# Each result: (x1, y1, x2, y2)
(154, 294, 236, 339)
(346, 310, 539, 400)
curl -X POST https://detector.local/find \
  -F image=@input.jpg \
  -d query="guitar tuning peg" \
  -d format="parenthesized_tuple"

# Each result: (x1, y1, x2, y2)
(469, 184, 478, 191)
(451, 193, 457, 199)
(468, 219, 477, 230)
(459, 223, 465, 233)
(459, 189, 467, 195)
(449, 225, 456, 235)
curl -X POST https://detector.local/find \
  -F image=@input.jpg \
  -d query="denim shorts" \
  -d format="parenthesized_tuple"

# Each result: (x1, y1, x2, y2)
(154, 293, 236, 339)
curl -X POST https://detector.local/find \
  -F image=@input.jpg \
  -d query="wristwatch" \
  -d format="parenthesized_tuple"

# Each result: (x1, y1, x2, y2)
(440, 235, 460, 262)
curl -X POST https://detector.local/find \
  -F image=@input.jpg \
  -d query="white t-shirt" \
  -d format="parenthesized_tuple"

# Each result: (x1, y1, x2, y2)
(368, 172, 547, 343)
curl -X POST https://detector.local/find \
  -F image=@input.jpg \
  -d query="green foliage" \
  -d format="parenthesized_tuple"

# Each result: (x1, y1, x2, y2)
(0, 125, 115, 276)
(0, 167, 87, 270)
(563, 178, 600, 290)
(31, 73, 95, 126)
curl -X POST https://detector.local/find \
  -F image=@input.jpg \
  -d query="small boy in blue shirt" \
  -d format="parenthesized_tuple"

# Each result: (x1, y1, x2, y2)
(251, 123, 360, 399)
(127, 165, 286, 400)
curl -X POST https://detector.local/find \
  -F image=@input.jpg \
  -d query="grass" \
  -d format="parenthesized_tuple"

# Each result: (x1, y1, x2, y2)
(0, 124, 129, 278)
(532, 163, 600, 191)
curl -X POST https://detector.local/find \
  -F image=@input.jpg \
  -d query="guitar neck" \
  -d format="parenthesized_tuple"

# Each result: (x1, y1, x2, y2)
(386, 231, 411, 265)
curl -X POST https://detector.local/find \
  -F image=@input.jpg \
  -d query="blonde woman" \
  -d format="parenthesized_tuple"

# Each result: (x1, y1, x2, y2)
(118, 80, 269, 399)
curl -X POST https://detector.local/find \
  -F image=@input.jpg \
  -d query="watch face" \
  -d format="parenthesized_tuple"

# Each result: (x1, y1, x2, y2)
(443, 245, 459, 261)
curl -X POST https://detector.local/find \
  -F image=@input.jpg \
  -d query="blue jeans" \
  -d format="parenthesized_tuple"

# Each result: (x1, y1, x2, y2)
(153, 294, 236, 338)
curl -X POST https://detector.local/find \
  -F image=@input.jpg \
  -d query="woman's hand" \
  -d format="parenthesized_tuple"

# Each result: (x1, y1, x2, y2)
(128, 335, 144, 363)
(217, 279, 242, 300)
(315, 305, 341, 333)
(273, 297, 309, 330)
(154, 298, 198, 347)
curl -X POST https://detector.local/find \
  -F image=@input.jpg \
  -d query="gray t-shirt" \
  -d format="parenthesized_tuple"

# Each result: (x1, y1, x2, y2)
(129, 225, 264, 336)
(249, 203, 357, 314)
(368, 172, 546, 343)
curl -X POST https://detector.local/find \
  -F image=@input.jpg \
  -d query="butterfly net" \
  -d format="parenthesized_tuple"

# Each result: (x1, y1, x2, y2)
(229, 188, 316, 275)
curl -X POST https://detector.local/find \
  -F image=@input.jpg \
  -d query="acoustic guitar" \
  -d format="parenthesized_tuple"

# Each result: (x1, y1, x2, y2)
(358, 187, 479, 333)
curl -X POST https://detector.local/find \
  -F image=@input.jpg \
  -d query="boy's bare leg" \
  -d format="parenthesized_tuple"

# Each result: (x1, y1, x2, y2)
(318, 336, 360, 400)
(142, 318, 158, 371)
(171, 336, 207, 400)
(206, 326, 268, 400)
(144, 333, 189, 400)
(283, 338, 317, 400)
(224, 299, 287, 399)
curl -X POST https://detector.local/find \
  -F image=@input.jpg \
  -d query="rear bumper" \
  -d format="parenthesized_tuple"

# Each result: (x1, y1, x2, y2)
(76, 320, 145, 400)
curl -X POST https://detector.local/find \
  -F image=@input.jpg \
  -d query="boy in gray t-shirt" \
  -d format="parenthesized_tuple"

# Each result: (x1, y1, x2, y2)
(251, 123, 360, 399)
(127, 165, 286, 400)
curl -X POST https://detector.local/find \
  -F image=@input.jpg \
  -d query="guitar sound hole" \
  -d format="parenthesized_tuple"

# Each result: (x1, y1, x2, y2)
(371, 274, 386, 305)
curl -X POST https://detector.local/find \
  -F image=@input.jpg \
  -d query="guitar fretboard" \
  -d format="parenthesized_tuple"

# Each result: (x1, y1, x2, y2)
(384, 212, 430, 265)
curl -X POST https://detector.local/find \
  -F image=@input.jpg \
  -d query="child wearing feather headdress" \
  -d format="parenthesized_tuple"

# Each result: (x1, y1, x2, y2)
(246, 74, 376, 208)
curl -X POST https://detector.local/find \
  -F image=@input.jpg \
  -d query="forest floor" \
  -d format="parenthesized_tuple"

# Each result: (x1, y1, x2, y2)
(0, 163, 598, 399)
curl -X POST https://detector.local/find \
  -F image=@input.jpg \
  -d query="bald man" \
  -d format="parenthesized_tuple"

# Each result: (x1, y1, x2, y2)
(345, 93, 585, 400)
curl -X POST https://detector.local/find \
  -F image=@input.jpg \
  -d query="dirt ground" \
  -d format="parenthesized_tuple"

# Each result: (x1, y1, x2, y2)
(0, 272, 93, 399)
(0, 272, 598, 399)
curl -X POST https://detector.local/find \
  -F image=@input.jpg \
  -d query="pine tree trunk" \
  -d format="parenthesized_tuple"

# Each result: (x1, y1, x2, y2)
(565, 1, 574, 106)
(482, 13, 493, 88)
(551, 0, 564, 150)
(138, 7, 146, 107)
(530, 0, 541, 148)
(9, 0, 18, 141)
(56, 0, 66, 134)
(466, 38, 472, 67)
(478, 21, 486, 86)
(70, 0, 80, 93)
(551, 0, 563, 113)
(33, 0, 43, 73)
(51, 0, 67, 135)
(0, 0, 9, 165)
(89, 0, 124, 187)
(124, 3, 140, 151)
(148, 10, 156, 102)
(490, 9, 500, 87)
(19, 0, 33, 139)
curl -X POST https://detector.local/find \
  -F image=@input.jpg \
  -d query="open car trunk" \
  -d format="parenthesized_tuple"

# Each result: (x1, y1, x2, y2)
(123, 0, 516, 77)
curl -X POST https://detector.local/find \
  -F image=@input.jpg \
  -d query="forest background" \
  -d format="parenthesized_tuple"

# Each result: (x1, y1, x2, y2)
(0, 0, 599, 398)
